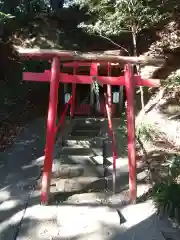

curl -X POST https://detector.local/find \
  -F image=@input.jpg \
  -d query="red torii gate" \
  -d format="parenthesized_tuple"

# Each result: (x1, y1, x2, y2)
(17, 48, 163, 205)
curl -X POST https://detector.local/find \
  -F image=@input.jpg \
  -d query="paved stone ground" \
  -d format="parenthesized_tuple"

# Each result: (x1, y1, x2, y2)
(1, 117, 180, 240)
(0, 118, 46, 240)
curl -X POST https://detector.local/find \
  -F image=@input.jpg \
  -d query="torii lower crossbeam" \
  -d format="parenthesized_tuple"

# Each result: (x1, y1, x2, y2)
(23, 70, 159, 87)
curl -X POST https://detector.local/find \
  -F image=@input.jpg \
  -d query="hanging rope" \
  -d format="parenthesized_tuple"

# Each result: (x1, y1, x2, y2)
(91, 75, 103, 112)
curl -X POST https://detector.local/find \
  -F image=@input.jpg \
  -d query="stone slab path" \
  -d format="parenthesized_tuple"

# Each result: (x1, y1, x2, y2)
(0, 117, 180, 240)
(0, 118, 46, 240)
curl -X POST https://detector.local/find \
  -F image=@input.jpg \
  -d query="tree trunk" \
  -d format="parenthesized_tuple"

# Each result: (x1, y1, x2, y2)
(132, 30, 137, 57)
(132, 29, 145, 110)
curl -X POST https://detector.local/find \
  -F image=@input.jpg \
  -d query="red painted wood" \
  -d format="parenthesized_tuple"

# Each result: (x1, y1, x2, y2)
(23, 71, 160, 87)
(70, 84, 76, 117)
(107, 63, 112, 116)
(41, 57, 60, 205)
(102, 102, 116, 116)
(90, 62, 98, 76)
(74, 104, 91, 115)
(125, 64, 137, 203)
(70, 64, 78, 117)
(56, 96, 72, 133)
(64, 61, 92, 67)
(105, 93, 118, 193)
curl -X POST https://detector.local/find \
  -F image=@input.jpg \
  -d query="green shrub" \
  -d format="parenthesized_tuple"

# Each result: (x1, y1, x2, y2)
(136, 122, 157, 142)
(152, 181, 180, 222)
(152, 155, 180, 222)
(163, 69, 180, 88)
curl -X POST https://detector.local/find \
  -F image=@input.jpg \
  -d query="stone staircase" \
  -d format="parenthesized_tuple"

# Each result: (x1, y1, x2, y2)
(52, 118, 107, 194)
(51, 117, 134, 202)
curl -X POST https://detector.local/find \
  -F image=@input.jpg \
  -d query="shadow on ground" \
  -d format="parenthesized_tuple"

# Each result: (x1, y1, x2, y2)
(0, 116, 179, 239)
(14, 194, 180, 240)
(0, 117, 46, 239)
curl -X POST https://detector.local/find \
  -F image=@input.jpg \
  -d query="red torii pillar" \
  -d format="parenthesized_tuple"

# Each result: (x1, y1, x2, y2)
(41, 57, 60, 204)
(125, 64, 136, 203)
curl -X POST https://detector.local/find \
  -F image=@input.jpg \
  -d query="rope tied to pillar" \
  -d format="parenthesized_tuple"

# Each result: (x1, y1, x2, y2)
(91, 75, 103, 112)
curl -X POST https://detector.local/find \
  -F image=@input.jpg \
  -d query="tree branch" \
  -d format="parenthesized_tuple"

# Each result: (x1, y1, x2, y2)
(96, 34, 130, 56)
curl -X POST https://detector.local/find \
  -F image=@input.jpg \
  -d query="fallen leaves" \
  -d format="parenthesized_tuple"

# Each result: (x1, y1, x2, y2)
(0, 99, 39, 151)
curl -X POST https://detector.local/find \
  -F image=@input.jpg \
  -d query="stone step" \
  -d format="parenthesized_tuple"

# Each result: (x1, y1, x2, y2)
(64, 135, 104, 148)
(53, 155, 95, 166)
(62, 139, 114, 160)
(62, 144, 112, 157)
(72, 123, 101, 132)
(70, 119, 101, 138)
(52, 164, 86, 179)
(74, 118, 102, 126)
(53, 161, 135, 194)
(53, 155, 146, 194)
(55, 164, 103, 192)
(70, 129, 99, 137)
(62, 146, 94, 156)
(61, 145, 103, 159)
(65, 135, 93, 142)
(56, 176, 99, 192)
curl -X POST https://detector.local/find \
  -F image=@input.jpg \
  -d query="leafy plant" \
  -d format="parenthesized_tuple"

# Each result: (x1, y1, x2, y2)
(152, 155, 180, 222)
(0, 11, 14, 23)
(136, 122, 157, 142)
(163, 69, 180, 89)
(75, 0, 168, 109)
(152, 181, 180, 222)
(167, 155, 180, 182)
(75, 0, 167, 55)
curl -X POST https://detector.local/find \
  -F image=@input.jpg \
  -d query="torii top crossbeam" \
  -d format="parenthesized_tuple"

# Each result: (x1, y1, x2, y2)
(16, 47, 165, 66)
(17, 47, 163, 87)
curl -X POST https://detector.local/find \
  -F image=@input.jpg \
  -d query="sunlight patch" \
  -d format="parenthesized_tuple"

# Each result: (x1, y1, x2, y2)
(32, 156, 45, 167)
(0, 188, 10, 202)
(0, 199, 21, 211)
